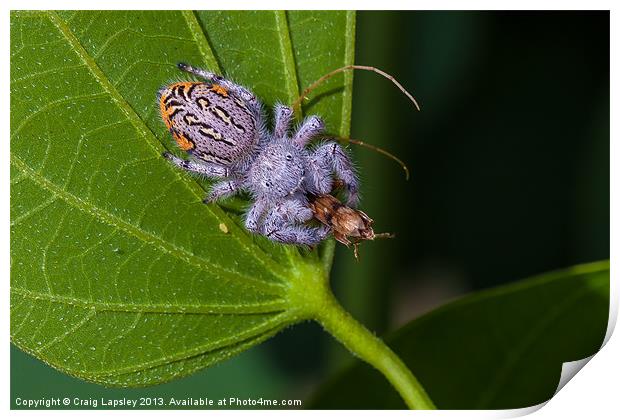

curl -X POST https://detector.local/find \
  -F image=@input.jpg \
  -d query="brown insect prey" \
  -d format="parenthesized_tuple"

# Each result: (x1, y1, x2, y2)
(308, 189, 393, 259)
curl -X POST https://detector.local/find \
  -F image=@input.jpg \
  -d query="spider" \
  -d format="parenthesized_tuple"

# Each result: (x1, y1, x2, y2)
(159, 63, 359, 246)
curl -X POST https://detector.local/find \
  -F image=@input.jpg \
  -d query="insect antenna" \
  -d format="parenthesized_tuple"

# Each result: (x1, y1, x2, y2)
(292, 64, 420, 113)
(296, 65, 419, 181)
(338, 137, 410, 181)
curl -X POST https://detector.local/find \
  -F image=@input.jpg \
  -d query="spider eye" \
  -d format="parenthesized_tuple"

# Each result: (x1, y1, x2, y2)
(285, 154, 293, 161)
(264, 181, 271, 188)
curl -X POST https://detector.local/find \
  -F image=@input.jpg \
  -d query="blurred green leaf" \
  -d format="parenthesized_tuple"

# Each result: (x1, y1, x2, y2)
(310, 261, 609, 409)
(10, 10, 354, 387)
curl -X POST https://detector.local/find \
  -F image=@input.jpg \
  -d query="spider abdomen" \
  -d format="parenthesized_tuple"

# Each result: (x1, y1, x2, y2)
(159, 82, 258, 165)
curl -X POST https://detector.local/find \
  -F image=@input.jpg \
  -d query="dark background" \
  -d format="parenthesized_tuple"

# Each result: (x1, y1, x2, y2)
(12, 11, 609, 408)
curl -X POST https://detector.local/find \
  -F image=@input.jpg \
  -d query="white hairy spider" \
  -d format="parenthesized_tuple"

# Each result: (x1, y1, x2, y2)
(159, 63, 359, 246)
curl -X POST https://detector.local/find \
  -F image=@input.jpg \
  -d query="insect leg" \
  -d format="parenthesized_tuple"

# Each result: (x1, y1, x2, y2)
(163, 152, 229, 178)
(273, 104, 294, 138)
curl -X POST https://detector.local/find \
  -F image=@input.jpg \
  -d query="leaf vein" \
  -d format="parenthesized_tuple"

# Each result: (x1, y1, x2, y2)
(275, 11, 300, 106)
(36, 308, 97, 352)
(10, 92, 108, 139)
(92, 27, 193, 60)
(40, 208, 69, 294)
(101, 312, 143, 368)
(11, 287, 288, 314)
(10, 63, 85, 83)
(181, 11, 221, 72)
(340, 11, 356, 137)
(10, 196, 58, 227)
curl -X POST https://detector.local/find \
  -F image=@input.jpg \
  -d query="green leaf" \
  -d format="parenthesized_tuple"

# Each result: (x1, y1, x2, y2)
(310, 261, 610, 409)
(10, 10, 355, 386)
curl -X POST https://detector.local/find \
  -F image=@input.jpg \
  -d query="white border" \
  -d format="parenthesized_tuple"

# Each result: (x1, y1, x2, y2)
(0, 0, 617, 10)
(2, 2, 616, 419)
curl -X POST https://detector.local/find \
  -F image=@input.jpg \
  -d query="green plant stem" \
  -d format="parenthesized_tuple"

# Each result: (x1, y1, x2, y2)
(314, 289, 436, 410)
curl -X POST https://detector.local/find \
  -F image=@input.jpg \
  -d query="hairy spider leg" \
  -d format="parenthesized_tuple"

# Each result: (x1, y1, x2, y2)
(204, 179, 243, 203)
(292, 115, 325, 147)
(310, 142, 360, 207)
(263, 208, 329, 246)
(163, 152, 229, 178)
(274, 104, 294, 138)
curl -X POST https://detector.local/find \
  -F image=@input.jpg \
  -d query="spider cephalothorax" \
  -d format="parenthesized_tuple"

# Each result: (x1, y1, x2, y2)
(159, 63, 359, 246)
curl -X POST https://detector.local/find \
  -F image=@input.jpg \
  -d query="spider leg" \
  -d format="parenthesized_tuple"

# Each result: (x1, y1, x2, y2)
(292, 115, 324, 147)
(278, 195, 314, 223)
(203, 179, 242, 204)
(266, 220, 329, 246)
(311, 142, 360, 207)
(163, 152, 229, 178)
(305, 155, 333, 197)
(274, 104, 294, 138)
(177, 63, 261, 115)
(260, 205, 329, 246)
(245, 200, 267, 234)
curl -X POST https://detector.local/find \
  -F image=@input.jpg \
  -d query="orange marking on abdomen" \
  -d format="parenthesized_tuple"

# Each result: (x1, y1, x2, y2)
(210, 84, 229, 97)
(159, 93, 172, 128)
(160, 82, 202, 129)
(173, 132, 195, 151)
(169, 82, 200, 99)
(175, 82, 200, 89)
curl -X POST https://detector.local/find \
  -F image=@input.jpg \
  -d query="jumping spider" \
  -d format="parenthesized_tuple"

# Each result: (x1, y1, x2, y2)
(159, 63, 359, 246)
